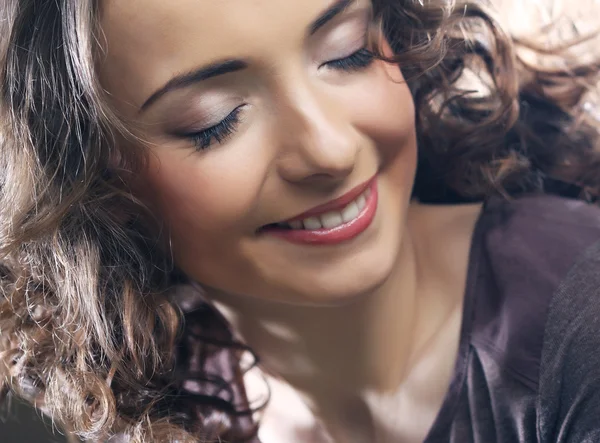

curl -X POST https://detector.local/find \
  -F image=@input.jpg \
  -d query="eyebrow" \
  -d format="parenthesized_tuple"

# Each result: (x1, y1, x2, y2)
(140, 60, 247, 111)
(310, 0, 355, 35)
(139, 0, 356, 112)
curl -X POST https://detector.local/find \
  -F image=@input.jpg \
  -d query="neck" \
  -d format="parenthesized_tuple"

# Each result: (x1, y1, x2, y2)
(207, 202, 481, 441)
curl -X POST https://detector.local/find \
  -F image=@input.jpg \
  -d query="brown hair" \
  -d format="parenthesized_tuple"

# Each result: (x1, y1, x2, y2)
(1, 0, 599, 441)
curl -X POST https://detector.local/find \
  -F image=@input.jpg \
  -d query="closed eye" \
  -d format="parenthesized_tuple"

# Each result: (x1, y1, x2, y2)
(323, 47, 375, 71)
(181, 105, 245, 151)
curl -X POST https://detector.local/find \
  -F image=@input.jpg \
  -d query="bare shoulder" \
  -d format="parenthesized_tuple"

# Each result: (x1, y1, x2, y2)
(244, 369, 334, 443)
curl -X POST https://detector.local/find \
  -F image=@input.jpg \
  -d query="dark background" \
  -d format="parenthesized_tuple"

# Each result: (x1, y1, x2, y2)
(1, 401, 67, 443)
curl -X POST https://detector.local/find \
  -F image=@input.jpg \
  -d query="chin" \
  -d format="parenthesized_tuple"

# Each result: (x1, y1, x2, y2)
(284, 221, 403, 306)
(305, 265, 396, 306)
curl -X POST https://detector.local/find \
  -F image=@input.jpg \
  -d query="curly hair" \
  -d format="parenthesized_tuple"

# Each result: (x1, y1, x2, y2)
(1, 0, 599, 441)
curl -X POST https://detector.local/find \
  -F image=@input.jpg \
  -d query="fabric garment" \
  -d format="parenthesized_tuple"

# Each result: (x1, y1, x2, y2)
(424, 194, 600, 443)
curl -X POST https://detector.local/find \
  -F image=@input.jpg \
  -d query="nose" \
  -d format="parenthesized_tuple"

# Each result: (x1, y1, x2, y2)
(274, 82, 359, 186)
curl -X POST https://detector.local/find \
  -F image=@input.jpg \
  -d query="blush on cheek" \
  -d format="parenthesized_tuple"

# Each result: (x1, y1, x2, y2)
(354, 61, 416, 151)
(352, 56, 417, 190)
(140, 146, 267, 234)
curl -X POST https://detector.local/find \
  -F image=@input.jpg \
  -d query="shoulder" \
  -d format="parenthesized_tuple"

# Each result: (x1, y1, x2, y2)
(478, 193, 600, 301)
(244, 370, 333, 443)
(467, 194, 600, 388)
(480, 194, 600, 441)
(475, 192, 600, 321)
(482, 193, 600, 269)
(537, 241, 600, 442)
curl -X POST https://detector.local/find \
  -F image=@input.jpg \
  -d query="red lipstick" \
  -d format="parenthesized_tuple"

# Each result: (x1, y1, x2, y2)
(284, 177, 374, 223)
(263, 177, 378, 245)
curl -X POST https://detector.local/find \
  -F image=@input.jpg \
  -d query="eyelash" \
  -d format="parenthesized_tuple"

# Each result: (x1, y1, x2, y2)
(323, 47, 375, 71)
(186, 47, 375, 151)
(187, 106, 244, 151)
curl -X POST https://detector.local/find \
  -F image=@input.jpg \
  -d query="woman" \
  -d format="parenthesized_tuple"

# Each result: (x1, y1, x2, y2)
(2, 0, 600, 441)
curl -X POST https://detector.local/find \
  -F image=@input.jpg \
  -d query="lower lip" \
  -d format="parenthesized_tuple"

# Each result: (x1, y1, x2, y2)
(264, 179, 378, 245)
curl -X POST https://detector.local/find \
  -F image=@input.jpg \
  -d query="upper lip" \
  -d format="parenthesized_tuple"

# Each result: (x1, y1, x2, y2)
(280, 176, 375, 223)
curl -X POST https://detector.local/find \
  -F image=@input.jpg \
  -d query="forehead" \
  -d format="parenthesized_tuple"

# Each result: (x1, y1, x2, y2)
(99, 0, 334, 50)
(98, 0, 356, 108)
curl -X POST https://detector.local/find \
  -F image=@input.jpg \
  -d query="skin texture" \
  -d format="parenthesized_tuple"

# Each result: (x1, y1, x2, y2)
(98, 0, 482, 441)
(100, 0, 416, 304)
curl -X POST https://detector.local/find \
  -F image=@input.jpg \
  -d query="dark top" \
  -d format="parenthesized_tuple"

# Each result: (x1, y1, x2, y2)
(424, 194, 600, 443)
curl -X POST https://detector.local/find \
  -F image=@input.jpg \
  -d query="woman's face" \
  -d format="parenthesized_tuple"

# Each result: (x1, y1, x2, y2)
(99, 0, 417, 304)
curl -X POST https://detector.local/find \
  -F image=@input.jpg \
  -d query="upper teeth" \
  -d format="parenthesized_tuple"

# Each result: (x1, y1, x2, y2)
(283, 188, 370, 231)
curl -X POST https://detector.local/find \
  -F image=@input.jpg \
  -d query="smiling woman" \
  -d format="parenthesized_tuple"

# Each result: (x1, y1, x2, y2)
(2, 0, 600, 442)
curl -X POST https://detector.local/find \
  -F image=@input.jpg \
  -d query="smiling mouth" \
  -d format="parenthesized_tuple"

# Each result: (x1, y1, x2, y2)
(258, 177, 378, 245)
(263, 186, 371, 231)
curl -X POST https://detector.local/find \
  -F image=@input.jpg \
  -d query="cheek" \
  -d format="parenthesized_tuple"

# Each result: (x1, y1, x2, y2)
(138, 146, 270, 287)
(352, 60, 418, 200)
(355, 37, 416, 146)
(351, 60, 417, 177)
(140, 142, 267, 237)
(357, 62, 415, 142)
